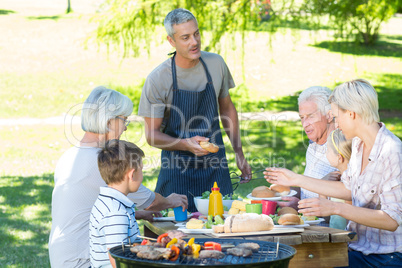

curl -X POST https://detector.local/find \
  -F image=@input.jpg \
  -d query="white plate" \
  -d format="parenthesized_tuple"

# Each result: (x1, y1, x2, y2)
(274, 223, 309, 228)
(177, 227, 214, 234)
(153, 214, 193, 222)
(304, 218, 325, 225)
(246, 190, 297, 201)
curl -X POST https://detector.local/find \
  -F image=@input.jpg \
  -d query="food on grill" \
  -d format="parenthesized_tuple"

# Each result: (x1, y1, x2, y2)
(212, 224, 224, 233)
(277, 207, 298, 216)
(269, 184, 290, 196)
(204, 241, 222, 251)
(236, 242, 261, 252)
(228, 207, 240, 215)
(278, 214, 301, 225)
(186, 219, 204, 229)
(199, 249, 225, 259)
(139, 240, 163, 247)
(223, 213, 274, 233)
(136, 247, 173, 260)
(130, 245, 154, 254)
(252, 186, 276, 198)
(199, 141, 219, 153)
(227, 247, 253, 257)
(231, 200, 247, 211)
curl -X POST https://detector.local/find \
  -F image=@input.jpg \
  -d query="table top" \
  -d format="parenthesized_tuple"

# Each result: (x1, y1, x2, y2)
(144, 220, 358, 246)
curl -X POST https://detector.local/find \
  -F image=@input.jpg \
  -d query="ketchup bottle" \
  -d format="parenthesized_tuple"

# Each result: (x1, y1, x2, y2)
(208, 182, 224, 217)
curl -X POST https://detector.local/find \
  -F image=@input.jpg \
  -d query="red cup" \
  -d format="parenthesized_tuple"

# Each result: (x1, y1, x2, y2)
(262, 200, 277, 215)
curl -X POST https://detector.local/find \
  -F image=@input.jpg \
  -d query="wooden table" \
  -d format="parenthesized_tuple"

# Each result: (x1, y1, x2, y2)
(143, 220, 357, 268)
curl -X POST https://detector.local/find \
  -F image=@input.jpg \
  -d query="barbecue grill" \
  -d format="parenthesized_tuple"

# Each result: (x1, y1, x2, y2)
(109, 238, 296, 268)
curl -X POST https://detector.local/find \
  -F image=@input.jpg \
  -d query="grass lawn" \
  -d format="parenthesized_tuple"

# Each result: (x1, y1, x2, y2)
(0, 1, 401, 267)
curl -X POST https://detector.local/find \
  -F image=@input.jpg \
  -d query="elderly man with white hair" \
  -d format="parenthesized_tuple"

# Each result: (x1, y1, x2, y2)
(277, 87, 338, 216)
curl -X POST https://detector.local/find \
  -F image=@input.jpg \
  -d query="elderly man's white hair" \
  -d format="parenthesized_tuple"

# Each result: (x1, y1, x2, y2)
(298, 86, 332, 115)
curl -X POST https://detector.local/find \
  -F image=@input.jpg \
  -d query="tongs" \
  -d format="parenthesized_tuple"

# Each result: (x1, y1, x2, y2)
(231, 168, 266, 191)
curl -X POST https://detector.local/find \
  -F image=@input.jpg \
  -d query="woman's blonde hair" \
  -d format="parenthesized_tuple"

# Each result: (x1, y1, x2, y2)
(328, 79, 379, 125)
(327, 129, 352, 161)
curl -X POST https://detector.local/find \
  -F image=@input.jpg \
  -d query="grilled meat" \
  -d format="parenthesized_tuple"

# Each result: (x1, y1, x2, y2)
(130, 245, 154, 254)
(132, 245, 173, 260)
(137, 250, 165, 260)
(236, 242, 260, 252)
(199, 250, 225, 259)
(154, 248, 173, 259)
(227, 248, 253, 257)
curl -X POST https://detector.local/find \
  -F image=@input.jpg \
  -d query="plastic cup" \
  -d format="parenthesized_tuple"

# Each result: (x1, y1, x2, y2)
(245, 203, 262, 214)
(173, 206, 187, 221)
(262, 200, 277, 215)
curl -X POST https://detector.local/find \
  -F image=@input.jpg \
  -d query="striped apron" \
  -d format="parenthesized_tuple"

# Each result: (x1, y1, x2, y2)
(155, 54, 232, 212)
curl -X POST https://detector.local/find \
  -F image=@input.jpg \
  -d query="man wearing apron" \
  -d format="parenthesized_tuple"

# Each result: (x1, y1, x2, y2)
(138, 8, 251, 212)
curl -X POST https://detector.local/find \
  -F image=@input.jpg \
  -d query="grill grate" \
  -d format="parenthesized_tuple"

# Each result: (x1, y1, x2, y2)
(110, 238, 296, 268)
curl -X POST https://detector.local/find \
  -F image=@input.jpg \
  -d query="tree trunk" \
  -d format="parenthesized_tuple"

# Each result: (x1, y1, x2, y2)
(66, 0, 72, 14)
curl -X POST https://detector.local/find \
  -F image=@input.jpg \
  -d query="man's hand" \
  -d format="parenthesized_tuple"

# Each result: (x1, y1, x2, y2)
(135, 210, 162, 221)
(277, 196, 300, 210)
(184, 136, 210, 156)
(236, 154, 252, 184)
(264, 167, 299, 186)
(166, 193, 188, 210)
(298, 197, 336, 217)
(322, 171, 342, 181)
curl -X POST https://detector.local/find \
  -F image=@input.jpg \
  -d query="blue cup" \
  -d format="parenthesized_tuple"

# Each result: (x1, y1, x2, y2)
(173, 206, 187, 221)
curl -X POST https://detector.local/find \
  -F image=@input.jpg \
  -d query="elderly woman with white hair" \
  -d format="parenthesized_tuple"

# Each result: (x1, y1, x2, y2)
(49, 86, 188, 268)
(265, 79, 402, 267)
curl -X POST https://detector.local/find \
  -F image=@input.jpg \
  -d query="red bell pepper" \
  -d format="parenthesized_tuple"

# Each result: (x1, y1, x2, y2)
(169, 245, 180, 261)
(157, 233, 169, 243)
(140, 239, 149, 245)
(204, 241, 222, 251)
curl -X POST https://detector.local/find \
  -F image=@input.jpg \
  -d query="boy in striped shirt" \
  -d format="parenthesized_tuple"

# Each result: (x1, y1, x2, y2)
(89, 139, 145, 268)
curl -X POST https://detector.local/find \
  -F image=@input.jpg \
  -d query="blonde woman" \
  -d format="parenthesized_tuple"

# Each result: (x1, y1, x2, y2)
(265, 79, 401, 267)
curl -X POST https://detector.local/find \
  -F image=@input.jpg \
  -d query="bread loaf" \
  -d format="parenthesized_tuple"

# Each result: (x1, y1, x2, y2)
(251, 186, 276, 198)
(278, 214, 301, 225)
(223, 213, 274, 233)
(269, 184, 290, 196)
(199, 141, 219, 153)
(212, 224, 224, 233)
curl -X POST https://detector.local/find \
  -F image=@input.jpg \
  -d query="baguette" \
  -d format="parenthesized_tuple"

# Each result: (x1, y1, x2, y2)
(199, 141, 219, 153)
(223, 213, 274, 233)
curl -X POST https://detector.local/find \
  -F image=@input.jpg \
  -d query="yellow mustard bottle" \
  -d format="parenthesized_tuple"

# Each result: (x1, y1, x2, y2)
(208, 182, 224, 217)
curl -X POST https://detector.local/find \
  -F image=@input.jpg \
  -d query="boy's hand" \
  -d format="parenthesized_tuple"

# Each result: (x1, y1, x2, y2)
(135, 210, 162, 221)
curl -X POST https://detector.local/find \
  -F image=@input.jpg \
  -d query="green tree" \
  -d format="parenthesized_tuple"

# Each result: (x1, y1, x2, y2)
(301, 0, 400, 44)
(90, 0, 292, 58)
(66, 0, 72, 14)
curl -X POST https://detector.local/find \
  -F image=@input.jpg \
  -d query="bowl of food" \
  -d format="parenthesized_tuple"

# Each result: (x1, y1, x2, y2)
(194, 192, 241, 215)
